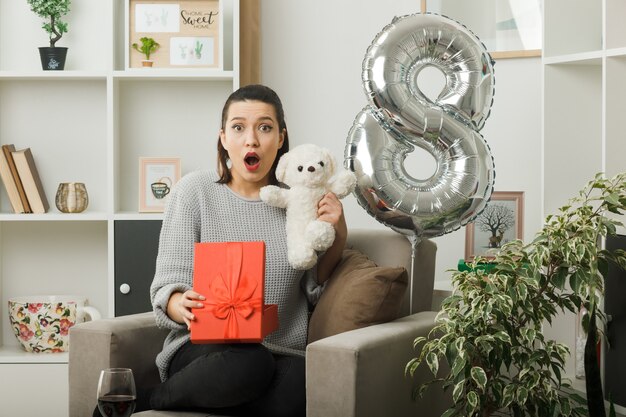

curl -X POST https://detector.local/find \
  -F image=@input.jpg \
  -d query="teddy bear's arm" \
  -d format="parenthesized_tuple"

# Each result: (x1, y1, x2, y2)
(329, 170, 357, 199)
(259, 185, 290, 208)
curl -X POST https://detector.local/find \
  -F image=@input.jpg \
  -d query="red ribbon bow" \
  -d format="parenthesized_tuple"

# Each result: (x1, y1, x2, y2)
(207, 242, 260, 339)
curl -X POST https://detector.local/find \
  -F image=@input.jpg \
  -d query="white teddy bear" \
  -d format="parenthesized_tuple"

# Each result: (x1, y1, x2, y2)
(260, 144, 357, 270)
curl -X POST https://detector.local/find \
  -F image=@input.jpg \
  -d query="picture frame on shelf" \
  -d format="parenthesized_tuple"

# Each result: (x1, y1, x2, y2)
(139, 157, 181, 213)
(421, 0, 542, 59)
(465, 191, 524, 261)
(126, 0, 223, 69)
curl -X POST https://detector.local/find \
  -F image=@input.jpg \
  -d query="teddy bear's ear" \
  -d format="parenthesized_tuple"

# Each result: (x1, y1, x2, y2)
(323, 148, 336, 174)
(275, 153, 289, 183)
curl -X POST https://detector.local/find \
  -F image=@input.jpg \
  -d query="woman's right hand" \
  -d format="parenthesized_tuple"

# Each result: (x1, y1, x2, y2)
(166, 290, 205, 330)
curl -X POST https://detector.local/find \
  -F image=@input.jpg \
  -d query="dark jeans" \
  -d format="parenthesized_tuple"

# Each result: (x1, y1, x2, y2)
(150, 341, 306, 417)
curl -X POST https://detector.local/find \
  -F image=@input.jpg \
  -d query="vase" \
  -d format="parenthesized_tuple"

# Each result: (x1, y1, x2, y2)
(55, 182, 88, 213)
(38, 47, 68, 70)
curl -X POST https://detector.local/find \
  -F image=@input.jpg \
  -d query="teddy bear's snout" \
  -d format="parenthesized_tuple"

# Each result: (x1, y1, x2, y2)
(307, 166, 316, 173)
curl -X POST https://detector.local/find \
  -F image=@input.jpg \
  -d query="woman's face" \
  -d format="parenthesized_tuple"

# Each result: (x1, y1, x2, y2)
(220, 100, 285, 191)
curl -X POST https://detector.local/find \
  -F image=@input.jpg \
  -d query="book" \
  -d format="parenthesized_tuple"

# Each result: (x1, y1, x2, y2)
(1, 144, 31, 213)
(10, 148, 49, 214)
(0, 144, 26, 213)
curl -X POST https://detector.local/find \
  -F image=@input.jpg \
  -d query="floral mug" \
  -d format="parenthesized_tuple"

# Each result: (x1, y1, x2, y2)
(8, 295, 101, 353)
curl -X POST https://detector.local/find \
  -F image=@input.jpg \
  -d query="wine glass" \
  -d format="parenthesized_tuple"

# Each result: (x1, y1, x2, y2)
(97, 368, 137, 417)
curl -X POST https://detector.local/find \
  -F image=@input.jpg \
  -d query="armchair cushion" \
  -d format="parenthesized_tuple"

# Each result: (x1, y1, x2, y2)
(308, 249, 408, 343)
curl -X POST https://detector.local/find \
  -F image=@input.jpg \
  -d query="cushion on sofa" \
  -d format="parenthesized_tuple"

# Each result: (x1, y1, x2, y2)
(307, 249, 408, 343)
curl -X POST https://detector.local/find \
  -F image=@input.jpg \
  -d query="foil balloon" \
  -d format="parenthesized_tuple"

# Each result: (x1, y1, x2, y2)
(345, 13, 496, 239)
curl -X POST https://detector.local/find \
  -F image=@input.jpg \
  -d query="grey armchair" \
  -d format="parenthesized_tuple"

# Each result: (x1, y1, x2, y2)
(69, 229, 451, 417)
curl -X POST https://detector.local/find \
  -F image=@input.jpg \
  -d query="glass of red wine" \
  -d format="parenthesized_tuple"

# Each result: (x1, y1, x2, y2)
(97, 368, 136, 417)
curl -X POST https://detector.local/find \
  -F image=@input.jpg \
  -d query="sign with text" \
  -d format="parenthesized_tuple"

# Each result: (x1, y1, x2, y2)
(128, 0, 221, 69)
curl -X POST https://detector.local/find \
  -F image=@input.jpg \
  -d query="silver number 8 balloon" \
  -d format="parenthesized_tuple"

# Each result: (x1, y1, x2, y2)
(345, 13, 496, 241)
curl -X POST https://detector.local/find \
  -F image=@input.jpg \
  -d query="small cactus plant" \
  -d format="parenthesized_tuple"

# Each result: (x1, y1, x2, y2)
(194, 40, 203, 59)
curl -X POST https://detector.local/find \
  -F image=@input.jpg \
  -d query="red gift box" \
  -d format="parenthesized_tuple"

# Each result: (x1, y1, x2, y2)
(190, 241, 278, 343)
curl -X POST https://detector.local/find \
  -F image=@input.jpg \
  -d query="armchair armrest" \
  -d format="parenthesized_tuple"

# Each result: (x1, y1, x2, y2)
(306, 311, 452, 417)
(68, 312, 168, 417)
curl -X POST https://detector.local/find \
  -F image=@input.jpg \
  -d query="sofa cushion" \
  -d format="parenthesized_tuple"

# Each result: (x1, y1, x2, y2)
(307, 249, 408, 343)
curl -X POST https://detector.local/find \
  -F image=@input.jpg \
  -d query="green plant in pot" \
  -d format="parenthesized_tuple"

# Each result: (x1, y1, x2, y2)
(407, 172, 626, 416)
(27, 0, 71, 70)
(132, 37, 160, 67)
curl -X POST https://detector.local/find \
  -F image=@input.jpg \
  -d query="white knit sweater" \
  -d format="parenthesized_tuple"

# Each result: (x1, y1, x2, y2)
(150, 170, 323, 381)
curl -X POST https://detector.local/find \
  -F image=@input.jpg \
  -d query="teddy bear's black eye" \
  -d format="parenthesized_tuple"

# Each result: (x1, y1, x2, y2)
(319, 161, 324, 167)
(298, 166, 303, 172)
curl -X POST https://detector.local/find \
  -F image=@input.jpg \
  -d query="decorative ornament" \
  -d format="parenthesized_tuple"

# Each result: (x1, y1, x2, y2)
(345, 13, 496, 241)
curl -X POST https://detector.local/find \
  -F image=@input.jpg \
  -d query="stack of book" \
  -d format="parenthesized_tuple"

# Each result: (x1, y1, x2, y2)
(0, 144, 49, 214)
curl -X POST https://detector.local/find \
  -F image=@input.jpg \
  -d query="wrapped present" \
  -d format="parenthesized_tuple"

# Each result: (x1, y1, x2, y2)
(190, 241, 278, 343)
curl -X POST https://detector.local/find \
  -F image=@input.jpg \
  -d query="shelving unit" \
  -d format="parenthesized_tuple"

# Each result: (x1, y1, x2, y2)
(0, 1, 239, 414)
(543, 0, 626, 413)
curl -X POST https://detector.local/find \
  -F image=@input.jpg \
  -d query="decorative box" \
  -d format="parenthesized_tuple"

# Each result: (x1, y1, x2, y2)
(190, 241, 278, 343)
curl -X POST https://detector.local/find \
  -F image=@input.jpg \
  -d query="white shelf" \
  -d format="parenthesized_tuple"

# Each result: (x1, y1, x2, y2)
(543, 51, 603, 66)
(0, 1, 240, 413)
(606, 47, 626, 58)
(543, 46, 626, 65)
(0, 0, 239, 314)
(543, 0, 626, 409)
(0, 69, 236, 81)
(113, 69, 235, 81)
(0, 70, 109, 80)
(0, 345, 68, 364)
(0, 212, 108, 221)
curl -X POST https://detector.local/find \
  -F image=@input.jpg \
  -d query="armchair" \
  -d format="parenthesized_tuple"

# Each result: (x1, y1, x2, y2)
(69, 229, 451, 417)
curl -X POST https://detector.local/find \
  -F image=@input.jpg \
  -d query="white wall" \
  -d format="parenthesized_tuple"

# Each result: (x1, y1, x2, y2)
(260, 0, 543, 283)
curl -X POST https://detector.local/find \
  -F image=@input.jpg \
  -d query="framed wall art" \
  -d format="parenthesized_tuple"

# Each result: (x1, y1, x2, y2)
(126, 0, 222, 69)
(139, 157, 181, 213)
(465, 191, 524, 260)
(421, 0, 542, 59)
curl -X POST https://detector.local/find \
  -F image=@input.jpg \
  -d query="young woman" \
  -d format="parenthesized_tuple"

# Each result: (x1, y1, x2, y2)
(94, 84, 347, 417)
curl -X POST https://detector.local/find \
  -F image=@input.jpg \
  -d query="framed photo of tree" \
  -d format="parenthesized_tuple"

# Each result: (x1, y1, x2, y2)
(465, 191, 524, 260)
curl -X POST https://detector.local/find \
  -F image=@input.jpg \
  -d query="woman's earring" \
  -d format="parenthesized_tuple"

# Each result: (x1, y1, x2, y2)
(226, 158, 233, 169)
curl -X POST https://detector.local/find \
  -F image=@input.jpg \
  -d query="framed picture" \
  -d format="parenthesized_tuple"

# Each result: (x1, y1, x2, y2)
(139, 157, 181, 213)
(421, 0, 542, 59)
(126, 0, 222, 69)
(465, 191, 524, 260)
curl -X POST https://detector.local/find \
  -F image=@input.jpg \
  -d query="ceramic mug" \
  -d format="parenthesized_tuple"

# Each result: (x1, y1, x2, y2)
(8, 295, 101, 353)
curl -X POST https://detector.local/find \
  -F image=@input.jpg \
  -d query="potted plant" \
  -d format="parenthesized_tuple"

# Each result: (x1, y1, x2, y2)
(407, 172, 626, 416)
(132, 37, 160, 67)
(26, 0, 71, 70)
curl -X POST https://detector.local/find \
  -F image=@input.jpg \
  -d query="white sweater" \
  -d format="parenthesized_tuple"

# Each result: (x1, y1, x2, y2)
(150, 170, 322, 381)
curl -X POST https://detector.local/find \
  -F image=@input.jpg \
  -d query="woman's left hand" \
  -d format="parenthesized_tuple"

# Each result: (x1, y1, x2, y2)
(316, 192, 348, 284)
(318, 192, 347, 239)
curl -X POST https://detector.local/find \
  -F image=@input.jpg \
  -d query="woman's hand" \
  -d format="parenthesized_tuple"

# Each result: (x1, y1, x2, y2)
(316, 192, 348, 284)
(318, 192, 347, 239)
(167, 290, 205, 330)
